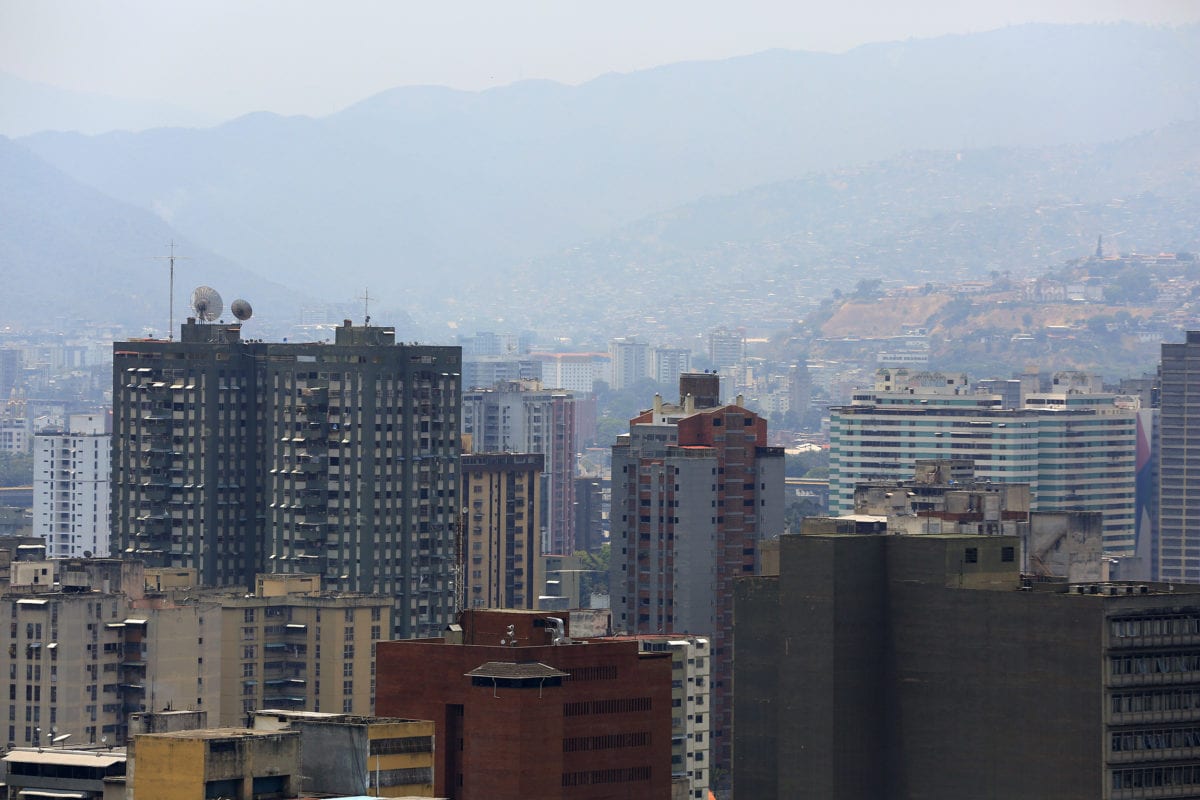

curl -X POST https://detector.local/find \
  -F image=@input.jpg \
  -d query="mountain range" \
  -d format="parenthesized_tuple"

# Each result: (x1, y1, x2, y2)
(4, 23, 1200, 338)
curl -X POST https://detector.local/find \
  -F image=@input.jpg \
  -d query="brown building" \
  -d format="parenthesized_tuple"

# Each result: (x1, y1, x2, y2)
(375, 609, 673, 800)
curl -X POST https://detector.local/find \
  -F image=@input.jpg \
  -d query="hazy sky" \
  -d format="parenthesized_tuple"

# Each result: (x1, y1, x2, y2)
(2, 0, 1198, 120)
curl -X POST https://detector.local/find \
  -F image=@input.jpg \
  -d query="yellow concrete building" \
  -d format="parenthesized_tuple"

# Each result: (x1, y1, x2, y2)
(216, 574, 392, 726)
(461, 452, 544, 609)
(131, 727, 299, 800)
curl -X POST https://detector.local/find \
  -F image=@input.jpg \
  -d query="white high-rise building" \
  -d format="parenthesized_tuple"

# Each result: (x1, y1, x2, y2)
(530, 353, 598, 394)
(33, 413, 110, 558)
(651, 346, 692, 386)
(608, 338, 649, 390)
(829, 369, 1137, 555)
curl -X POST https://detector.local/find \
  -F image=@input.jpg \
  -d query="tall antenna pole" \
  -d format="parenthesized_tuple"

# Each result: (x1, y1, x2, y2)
(152, 242, 189, 340)
(359, 288, 373, 326)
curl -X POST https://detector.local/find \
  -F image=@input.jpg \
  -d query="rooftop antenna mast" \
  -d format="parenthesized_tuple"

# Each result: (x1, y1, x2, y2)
(153, 242, 189, 340)
(359, 288, 373, 326)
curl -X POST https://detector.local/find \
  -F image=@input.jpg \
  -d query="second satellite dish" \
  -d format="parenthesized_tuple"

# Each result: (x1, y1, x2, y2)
(191, 286, 224, 322)
(231, 299, 253, 321)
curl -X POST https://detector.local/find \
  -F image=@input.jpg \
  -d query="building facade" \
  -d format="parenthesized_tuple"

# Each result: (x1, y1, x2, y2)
(375, 609, 673, 800)
(707, 328, 745, 370)
(252, 710, 436, 797)
(0, 587, 220, 748)
(530, 353, 601, 394)
(461, 452, 544, 610)
(608, 338, 650, 391)
(216, 574, 392, 726)
(652, 347, 693, 387)
(111, 319, 460, 637)
(34, 413, 110, 559)
(461, 381, 576, 556)
(829, 369, 1138, 555)
(736, 532, 1200, 800)
(131, 728, 299, 800)
(1158, 331, 1200, 582)
(609, 373, 784, 774)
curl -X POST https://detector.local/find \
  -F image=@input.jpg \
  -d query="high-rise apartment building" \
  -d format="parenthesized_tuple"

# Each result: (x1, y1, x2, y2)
(111, 319, 460, 638)
(34, 413, 110, 558)
(461, 452, 544, 609)
(1159, 331, 1200, 582)
(707, 327, 745, 370)
(461, 381, 576, 555)
(651, 346, 692, 387)
(609, 373, 784, 773)
(530, 353, 600, 394)
(460, 355, 538, 390)
(608, 338, 649, 390)
(829, 369, 1137, 554)
(736, 532, 1200, 800)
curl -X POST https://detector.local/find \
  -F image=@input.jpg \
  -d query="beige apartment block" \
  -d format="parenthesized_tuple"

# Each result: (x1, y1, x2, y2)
(0, 591, 220, 748)
(461, 452, 544, 610)
(215, 574, 392, 726)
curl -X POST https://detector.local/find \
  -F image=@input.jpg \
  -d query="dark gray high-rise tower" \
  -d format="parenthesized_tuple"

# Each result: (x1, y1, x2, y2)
(1158, 330, 1200, 582)
(111, 319, 461, 637)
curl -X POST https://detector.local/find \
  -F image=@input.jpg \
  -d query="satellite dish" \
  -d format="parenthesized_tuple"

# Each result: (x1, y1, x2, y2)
(52, 733, 71, 743)
(231, 299, 253, 321)
(191, 286, 224, 322)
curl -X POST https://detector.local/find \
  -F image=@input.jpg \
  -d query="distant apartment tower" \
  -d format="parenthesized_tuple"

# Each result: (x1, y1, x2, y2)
(461, 381, 576, 555)
(707, 327, 745, 370)
(1158, 331, 1200, 582)
(609, 338, 650, 390)
(651, 346, 692, 386)
(829, 369, 1137, 555)
(34, 413, 110, 558)
(573, 475, 608, 554)
(461, 355, 539, 390)
(0, 416, 30, 454)
(530, 353, 599, 394)
(461, 452, 544, 609)
(111, 318, 460, 638)
(461, 331, 527, 357)
(609, 373, 784, 773)
(788, 359, 812, 425)
(0, 348, 20, 402)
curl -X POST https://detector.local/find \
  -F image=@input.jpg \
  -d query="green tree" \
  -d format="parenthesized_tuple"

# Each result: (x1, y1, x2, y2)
(575, 544, 610, 599)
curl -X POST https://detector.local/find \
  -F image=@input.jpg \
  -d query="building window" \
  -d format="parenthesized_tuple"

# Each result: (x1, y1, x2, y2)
(964, 548, 978, 564)
(1001, 546, 1015, 562)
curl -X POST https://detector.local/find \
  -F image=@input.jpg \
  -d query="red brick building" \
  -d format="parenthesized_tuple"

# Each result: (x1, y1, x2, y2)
(375, 609, 673, 799)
